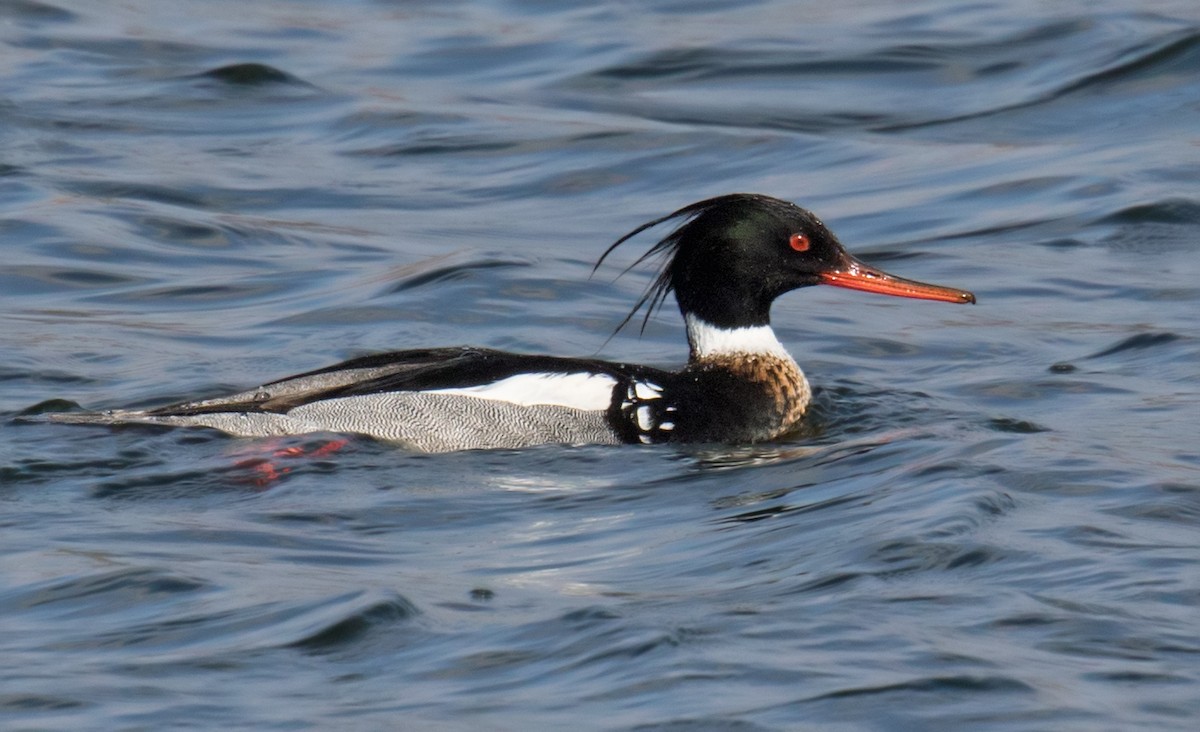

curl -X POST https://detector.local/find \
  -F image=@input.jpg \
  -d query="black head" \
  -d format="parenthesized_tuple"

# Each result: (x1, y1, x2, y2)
(596, 193, 975, 333)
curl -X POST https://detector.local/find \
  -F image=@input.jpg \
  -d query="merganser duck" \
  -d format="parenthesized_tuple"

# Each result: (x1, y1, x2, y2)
(49, 194, 974, 451)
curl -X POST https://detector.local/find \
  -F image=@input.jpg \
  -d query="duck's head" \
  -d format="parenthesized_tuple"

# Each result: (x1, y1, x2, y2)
(597, 193, 975, 332)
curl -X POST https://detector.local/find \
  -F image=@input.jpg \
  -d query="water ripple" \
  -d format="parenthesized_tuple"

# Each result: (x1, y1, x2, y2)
(2, 1, 1198, 729)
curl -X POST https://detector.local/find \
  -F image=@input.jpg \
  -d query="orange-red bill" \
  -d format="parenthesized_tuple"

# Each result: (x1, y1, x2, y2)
(818, 255, 975, 304)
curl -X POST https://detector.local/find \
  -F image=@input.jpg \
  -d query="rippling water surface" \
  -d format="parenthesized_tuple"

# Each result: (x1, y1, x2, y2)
(3, 1, 1199, 729)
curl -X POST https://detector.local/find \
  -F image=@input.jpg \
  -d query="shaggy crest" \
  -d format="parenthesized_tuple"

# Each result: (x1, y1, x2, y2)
(593, 193, 806, 336)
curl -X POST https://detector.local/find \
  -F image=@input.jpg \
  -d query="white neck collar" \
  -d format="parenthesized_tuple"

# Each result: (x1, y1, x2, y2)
(684, 313, 793, 361)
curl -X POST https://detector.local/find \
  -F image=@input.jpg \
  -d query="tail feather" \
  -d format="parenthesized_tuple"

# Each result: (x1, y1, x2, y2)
(43, 409, 169, 426)
(40, 406, 311, 438)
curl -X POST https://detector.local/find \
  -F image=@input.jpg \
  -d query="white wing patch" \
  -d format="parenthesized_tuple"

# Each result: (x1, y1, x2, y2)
(636, 405, 654, 430)
(623, 380, 663, 409)
(426, 372, 616, 411)
(634, 381, 663, 399)
(620, 377, 676, 443)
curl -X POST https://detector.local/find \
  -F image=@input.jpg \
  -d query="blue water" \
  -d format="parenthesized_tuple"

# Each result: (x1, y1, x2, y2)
(3, 0, 1199, 729)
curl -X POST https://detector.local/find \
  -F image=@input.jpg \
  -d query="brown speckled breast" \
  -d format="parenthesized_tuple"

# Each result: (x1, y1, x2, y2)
(695, 353, 811, 438)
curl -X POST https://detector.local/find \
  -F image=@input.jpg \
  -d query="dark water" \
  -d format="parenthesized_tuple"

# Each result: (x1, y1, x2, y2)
(3, 0, 1199, 729)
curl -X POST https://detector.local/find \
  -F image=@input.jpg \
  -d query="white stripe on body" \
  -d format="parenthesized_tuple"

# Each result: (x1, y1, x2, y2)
(425, 372, 618, 412)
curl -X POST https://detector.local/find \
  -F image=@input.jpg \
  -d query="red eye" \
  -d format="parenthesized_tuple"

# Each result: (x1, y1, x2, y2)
(789, 232, 810, 252)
